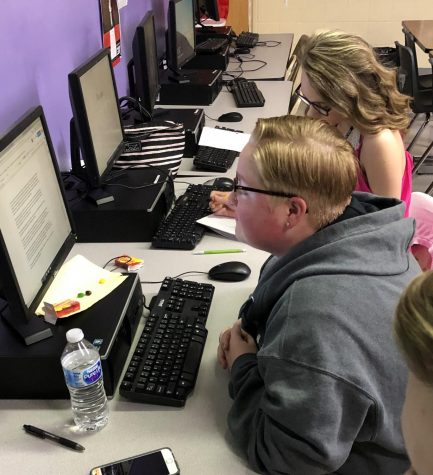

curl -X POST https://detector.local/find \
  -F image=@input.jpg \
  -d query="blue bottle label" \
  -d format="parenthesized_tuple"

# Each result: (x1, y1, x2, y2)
(63, 360, 102, 388)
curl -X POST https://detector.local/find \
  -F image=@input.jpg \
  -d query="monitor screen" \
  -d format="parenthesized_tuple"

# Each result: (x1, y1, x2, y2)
(132, 11, 160, 115)
(69, 49, 124, 188)
(167, 0, 196, 71)
(0, 106, 75, 342)
(196, 0, 220, 21)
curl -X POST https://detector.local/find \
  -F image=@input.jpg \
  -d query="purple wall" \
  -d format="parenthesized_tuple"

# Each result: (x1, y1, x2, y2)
(1, 0, 168, 170)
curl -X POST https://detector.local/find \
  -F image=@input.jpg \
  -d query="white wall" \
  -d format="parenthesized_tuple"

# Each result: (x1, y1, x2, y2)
(252, 0, 432, 67)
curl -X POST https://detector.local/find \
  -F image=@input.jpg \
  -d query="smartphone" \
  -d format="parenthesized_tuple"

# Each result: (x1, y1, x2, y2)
(90, 447, 180, 475)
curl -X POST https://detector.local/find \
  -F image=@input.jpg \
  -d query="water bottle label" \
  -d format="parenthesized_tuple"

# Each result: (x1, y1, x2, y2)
(63, 360, 103, 388)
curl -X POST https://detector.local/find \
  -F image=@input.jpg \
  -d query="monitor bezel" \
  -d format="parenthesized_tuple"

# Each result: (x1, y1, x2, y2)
(167, 0, 196, 71)
(0, 106, 76, 327)
(68, 48, 125, 188)
(132, 11, 161, 115)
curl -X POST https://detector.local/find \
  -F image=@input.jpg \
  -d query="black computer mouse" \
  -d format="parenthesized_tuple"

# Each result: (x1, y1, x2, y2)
(218, 112, 243, 122)
(211, 176, 235, 191)
(208, 261, 251, 282)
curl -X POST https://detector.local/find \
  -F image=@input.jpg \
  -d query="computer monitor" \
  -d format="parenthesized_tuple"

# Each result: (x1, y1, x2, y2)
(0, 106, 76, 345)
(196, 0, 220, 21)
(69, 48, 125, 189)
(166, 0, 196, 72)
(130, 11, 160, 115)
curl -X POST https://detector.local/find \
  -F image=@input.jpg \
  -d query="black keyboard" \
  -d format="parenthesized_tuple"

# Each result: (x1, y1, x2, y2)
(152, 184, 213, 250)
(193, 146, 238, 172)
(196, 37, 228, 54)
(235, 31, 259, 48)
(119, 277, 215, 407)
(231, 80, 265, 108)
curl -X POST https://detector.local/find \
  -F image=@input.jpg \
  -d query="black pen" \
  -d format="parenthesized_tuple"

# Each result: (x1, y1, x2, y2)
(23, 424, 85, 452)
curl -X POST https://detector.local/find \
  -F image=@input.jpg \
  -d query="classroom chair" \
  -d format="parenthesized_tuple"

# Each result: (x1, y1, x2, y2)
(395, 41, 433, 174)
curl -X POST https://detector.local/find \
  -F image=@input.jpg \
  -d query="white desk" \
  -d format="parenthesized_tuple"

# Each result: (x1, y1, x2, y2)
(227, 33, 293, 81)
(0, 233, 269, 475)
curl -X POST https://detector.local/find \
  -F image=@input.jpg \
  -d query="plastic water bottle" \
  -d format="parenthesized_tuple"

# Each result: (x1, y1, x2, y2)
(61, 328, 109, 431)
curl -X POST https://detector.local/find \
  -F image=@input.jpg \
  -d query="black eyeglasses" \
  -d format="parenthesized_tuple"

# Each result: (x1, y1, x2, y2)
(294, 85, 331, 116)
(231, 177, 298, 199)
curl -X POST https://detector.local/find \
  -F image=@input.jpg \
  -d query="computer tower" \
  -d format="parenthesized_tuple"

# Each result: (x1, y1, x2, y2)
(0, 273, 143, 399)
(158, 69, 222, 106)
(69, 168, 172, 243)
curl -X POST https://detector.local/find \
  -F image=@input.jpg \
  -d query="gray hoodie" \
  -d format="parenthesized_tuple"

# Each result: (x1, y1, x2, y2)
(227, 193, 419, 475)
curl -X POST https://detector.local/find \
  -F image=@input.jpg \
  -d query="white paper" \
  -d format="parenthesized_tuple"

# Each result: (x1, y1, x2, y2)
(117, 0, 127, 8)
(197, 214, 237, 240)
(36, 255, 127, 317)
(198, 127, 251, 152)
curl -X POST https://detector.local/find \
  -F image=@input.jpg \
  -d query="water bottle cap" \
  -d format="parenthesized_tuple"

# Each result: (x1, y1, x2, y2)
(66, 328, 84, 343)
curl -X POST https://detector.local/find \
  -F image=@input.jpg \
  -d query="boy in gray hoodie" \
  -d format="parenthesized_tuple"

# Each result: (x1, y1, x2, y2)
(217, 115, 419, 474)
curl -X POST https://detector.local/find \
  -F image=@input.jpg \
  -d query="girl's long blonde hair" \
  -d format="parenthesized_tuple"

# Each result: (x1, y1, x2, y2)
(299, 30, 411, 134)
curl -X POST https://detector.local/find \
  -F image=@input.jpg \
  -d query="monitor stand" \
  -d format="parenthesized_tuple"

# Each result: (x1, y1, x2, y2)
(1, 304, 53, 346)
(69, 119, 115, 205)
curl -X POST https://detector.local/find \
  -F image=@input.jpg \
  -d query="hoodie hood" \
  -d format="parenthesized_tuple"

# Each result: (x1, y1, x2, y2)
(242, 192, 415, 334)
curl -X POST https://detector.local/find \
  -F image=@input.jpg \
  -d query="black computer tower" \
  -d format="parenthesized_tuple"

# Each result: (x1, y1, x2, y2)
(0, 273, 143, 399)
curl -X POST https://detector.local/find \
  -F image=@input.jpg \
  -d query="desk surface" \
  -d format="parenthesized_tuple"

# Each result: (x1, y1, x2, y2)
(227, 33, 293, 81)
(402, 20, 433, 52)
(0, 233, 269, 475)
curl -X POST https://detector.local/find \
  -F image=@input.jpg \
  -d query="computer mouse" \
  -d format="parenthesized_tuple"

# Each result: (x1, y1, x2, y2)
(217, 112, 243, 122)
(211, 176, 235, 191)
(208, 261, 251, 282)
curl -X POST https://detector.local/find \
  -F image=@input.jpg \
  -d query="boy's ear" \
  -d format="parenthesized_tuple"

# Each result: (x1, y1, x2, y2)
(287, 197, 308, 218)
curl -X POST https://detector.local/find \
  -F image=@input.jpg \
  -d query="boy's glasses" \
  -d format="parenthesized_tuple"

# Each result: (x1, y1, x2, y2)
(294, 85, 331, 116)
(231, 177, 298, 199)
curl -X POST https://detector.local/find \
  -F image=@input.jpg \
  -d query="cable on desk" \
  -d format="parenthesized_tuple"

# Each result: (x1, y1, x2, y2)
(256, 41, 282, 47)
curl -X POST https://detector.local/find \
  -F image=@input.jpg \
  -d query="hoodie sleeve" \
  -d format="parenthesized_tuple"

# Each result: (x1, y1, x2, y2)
(228, 353, 376, 475)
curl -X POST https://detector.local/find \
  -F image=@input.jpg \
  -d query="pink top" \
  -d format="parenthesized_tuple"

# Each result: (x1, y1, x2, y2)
(355, 138, 413, 217)
(409, 192, 433, 269)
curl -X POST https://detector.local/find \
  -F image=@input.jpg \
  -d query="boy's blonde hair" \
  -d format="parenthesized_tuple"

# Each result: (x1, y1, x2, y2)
(251, 115, 357, 228)
(299, 30, 411, 134)
(394, 270, 433, 386)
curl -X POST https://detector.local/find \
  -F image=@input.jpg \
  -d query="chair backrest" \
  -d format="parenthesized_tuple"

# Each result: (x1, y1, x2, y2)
(285, 34, 308, 83)
(409, 191, 433, 270)
(395, 41, 419, 97)
(286, 34, 308, 114)
(404, 32, 421, 74)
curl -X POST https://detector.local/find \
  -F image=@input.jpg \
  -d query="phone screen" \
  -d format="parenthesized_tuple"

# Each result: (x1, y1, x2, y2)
(91, 450, 177, 475)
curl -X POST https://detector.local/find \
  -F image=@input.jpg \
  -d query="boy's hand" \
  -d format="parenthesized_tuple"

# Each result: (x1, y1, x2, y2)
(225, 320, 257, 370)
(209, 191, 236, 218)
(217, 327, 232, 369)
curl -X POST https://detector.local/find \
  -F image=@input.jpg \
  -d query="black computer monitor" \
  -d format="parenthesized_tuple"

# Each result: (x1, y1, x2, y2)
(69, 48, 125, 189)
(196, 0, 220, 21)
(130, 11, 160, 115)
(0, 106, 76, 345)
(167, 0, 196, 72)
